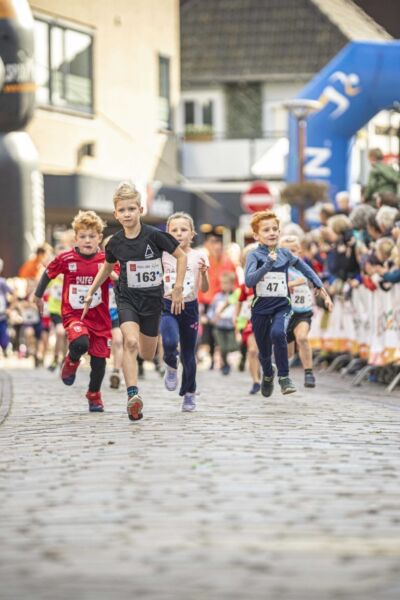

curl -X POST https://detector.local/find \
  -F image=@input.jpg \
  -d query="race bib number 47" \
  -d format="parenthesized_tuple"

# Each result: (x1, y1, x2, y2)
(127, 259, 163, 288)
(256, 272, 288, 298)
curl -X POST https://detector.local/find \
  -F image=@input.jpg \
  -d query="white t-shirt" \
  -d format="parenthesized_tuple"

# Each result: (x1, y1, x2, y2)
(162, 247, 209, 302)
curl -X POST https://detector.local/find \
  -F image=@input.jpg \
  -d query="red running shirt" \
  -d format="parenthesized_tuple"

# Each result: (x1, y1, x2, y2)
(46, 249, 111, 335)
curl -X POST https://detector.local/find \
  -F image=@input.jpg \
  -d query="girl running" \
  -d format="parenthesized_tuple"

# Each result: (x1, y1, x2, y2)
(161, 212, 209, 411)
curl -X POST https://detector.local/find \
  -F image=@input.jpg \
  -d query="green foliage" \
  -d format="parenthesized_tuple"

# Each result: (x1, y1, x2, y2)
(281, 182, 328, 207)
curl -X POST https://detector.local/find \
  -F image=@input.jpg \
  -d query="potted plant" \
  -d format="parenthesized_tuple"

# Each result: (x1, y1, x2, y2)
(184, 124, 213, 142)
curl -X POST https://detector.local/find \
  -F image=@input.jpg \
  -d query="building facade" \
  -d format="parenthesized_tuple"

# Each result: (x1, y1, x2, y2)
(28, 0, 180, 233)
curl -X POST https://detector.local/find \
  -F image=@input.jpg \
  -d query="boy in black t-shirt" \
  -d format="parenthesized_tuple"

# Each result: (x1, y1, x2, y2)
(83, 182, 187, 421)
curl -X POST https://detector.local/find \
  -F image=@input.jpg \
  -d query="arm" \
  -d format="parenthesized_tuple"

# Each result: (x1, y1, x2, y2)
(170, 247, 187, 315)
(32, 270, 53, 314)
(288, 276, 307, 290)
(294, 256, 333, 311)
(382, 269, 400, 284)
(82, 261, 115, 318)
(199, 257, 209, 293)
(244, 252, 275, 288)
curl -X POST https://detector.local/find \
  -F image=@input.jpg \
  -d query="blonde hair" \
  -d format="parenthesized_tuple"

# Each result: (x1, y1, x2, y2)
(328, 214, 351, 235)
(376, 237, 395, 261)
(220, 271, 236, 285)
(167, 212, 196, 234)
(113, 181, 141, 207)
(280, 235, 301, 249)
(376, 205, 397, 233)
(250, 210, 280, 233)
(71, 210, 106, 235)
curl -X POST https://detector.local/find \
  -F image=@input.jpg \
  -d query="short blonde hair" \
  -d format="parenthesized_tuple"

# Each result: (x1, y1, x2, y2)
(113, 181, 141, 207)
(280, 235, 300, 249)
(328, 214, 351, 235)
(376, 237, 395, 261)
(220, 271, 236, 285)
(167, 212, 196, 234)
(250, 211, 280, 233)
(71, 210, 106, 235)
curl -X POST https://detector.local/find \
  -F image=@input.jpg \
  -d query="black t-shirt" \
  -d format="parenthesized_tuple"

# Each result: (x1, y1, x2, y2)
(105, 224, 179, 314)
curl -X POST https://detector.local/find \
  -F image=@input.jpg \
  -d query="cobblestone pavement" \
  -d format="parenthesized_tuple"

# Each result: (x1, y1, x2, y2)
(0, 361, 400, 600)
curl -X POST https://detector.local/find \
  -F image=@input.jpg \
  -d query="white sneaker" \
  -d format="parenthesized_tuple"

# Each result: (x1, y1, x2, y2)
(182, 392, 196, 412)
(164, 364, 178, 391)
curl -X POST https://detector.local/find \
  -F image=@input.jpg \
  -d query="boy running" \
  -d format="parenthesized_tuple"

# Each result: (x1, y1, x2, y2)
(245, 211, 332, 397)
(34, 211, 112, 412)
(82, 182, 187, 422)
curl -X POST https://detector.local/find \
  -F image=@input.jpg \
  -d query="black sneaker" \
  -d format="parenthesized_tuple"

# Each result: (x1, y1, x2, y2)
(261, 370, 275, 397)
(279, 377, 296, 395)
(304, 371, 316, 388)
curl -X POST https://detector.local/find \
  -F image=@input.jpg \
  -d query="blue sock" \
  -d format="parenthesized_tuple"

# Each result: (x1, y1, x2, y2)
(127, 385, 139, 397)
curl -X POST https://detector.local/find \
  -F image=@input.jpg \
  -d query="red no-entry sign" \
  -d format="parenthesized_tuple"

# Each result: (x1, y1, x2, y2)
(241, 181, 274, 213)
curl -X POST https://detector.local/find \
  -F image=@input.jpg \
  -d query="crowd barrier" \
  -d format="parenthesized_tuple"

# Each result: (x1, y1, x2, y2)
(309, 285, 400, 367)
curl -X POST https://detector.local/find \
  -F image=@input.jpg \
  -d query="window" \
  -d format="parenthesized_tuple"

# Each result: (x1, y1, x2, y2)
(158, 55, 171, 130)
(202, 100, 213, 127)
(34, 17, 93, 114)
(184, 101, 195, 125)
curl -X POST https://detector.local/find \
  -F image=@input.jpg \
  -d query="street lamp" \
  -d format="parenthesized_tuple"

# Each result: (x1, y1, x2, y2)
(282, 99, 322, 228)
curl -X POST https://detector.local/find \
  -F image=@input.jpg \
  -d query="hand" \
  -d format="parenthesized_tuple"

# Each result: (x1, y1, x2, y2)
(32, 295, 44, 315)
(171, 285, 184, 315)
(198, 258, 208, 273)
(81, 293, 93, 319)
(316, 287, 333, 312)
(269, 250, 277, 262)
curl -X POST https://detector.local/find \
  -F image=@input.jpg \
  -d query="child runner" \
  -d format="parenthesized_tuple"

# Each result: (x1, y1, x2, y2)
(280, 235, 318, 388)
(34, 211, 112, 412)
(0, 258, 13, 357)
(245, 211, 333, 397)
(161, 212, 209, 411)
(82, 182, 187, 422)
(207, 272, 238, 375)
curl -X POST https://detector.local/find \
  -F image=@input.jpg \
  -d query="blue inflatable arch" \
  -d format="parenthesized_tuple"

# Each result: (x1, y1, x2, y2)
(287, 41, 400, 199)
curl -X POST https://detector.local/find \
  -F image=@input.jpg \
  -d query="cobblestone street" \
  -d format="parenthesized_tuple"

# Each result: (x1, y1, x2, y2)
(1, 363, 400, 600)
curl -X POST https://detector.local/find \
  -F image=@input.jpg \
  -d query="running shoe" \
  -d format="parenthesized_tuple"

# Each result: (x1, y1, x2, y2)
(249, 382, 261, 395)
(61, 354, 80, 386)
(127, 394, 143, 421)
(86, 391, 104, 412)
(182, 392, 196, 412)
(304, 371, 316, 388)
(164, 364, 178, 391)
(261, 373, 275, 397)
(221, 364, 231, 376)
(109, 371, 121, 389)
(48, 360, 58, 373)
(279, 377, 297, 395)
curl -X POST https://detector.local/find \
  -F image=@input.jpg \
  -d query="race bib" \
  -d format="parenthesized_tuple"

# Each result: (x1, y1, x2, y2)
(239, 299, 252, 320)
(50, 284, 62, 301)
(69, 284, 102, 310)
(0, 295, 6, 314)
(291, 283, 313, 310)
(127, 259, 163, 289)
(21, 306, 40, 325)
(164, 270, 195, 298)
(256, 272, 288, 298)
(109, 287, 117, 309)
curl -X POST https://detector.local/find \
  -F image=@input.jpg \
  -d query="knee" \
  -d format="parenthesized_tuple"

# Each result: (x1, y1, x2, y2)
(296, 334, 309, 346)
(248, 348, 258, 359)
(70, 335, 89, 356)
(272, 329, 286, 346)
(124, 335, 139, 354)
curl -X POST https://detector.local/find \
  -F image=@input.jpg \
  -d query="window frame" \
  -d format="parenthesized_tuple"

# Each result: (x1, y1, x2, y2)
(33, 14, 95, 116)
(158, 53, 172, 131)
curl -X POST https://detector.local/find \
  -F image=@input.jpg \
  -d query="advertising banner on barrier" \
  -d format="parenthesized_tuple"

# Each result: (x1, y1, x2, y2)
(309, 287, 400, 366)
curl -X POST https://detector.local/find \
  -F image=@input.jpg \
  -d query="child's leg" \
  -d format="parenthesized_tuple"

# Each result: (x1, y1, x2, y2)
(69, 334, 89, 361)
(160, 312, 179, 370)
(178, 303, 199, 396)
(271, 310, 291, 378)
(251, 313, 273, 376)
(294, 321, 312, 369)
(111, 326, 123, 371)
(88, 355, 106, 392)
(247, 333, 260, 384)
(0, 320, 9, 352)
(120, 321, 140, 388)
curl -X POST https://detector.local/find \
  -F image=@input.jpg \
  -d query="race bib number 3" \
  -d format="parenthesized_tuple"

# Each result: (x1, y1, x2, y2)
(127, 259, 163, 289)
(256, 272, 288, 298)
(69, 285, 101, 310)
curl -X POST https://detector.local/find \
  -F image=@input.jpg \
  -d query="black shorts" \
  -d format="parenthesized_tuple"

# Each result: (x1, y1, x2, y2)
(118, 307, 160, 337)
(50, 313, 62, 326)
(286, 310, 313, 344)
(111, 317, 120, 329)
